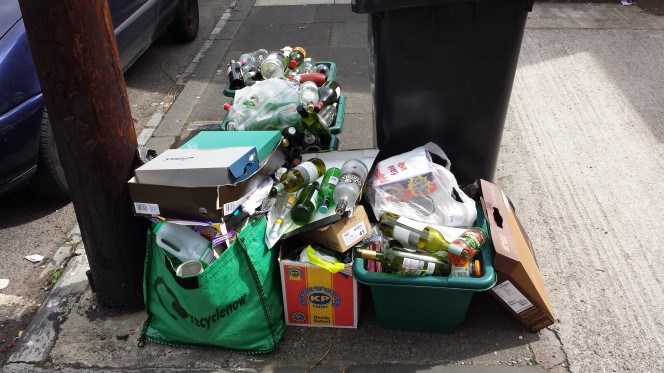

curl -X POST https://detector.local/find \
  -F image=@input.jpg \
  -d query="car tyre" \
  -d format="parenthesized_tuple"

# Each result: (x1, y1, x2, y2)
(28, 111, 69, 200)
(168, 0, 199, 43)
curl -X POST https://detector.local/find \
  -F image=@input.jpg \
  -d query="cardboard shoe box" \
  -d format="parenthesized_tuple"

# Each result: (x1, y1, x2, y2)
(128, 146, 284, 221)
(297, 205, 371, 253)
(134, 147, 259, 187)
(279, 245, 360, 328)
(480, 179, 555, 332)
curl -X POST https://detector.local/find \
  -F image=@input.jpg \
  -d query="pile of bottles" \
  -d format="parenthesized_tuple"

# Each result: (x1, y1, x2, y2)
(267, 158, 369, 240)
(354, 213, 488, 278)
(224, 46, 343, 146)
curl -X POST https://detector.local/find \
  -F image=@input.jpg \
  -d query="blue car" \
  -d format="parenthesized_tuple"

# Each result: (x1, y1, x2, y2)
(0, 0, 199, 199)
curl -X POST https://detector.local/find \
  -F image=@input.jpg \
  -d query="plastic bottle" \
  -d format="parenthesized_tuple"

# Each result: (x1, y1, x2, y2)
(270, 158, 326, 196)
(267, 194, 298, 240)
(260, 52, 285, 79)
(238, 48, 268, 69)
(333, 159, 369, 216)
(317, 167, 341, 213)
(299, 81, 320, 112)
(153, 221, 211, 263)
(290, 181, 320, 225)
(355, 247, 451, 276)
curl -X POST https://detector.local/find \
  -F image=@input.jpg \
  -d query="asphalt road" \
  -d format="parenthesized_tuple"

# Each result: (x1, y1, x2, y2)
(0, 0, 232, 363)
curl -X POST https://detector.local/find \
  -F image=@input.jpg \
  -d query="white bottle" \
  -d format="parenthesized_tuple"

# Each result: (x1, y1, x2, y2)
(154, 221, 211, 263)
(333, 159, 369, 216)
(299, 81, 319, 112)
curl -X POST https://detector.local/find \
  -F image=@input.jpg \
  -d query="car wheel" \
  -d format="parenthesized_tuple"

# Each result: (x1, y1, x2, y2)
(168, 0, 199, 43)
(28, 111, 69, 200)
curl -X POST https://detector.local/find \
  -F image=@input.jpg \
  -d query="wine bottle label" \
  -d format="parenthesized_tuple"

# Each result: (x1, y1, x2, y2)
(400, 258, 425, 275)
(297, 162, 320, 183)
(425, 262, 436, 275)
(339, 172, 363, 188)
(392, 226, 420, 248)
(327, 176, 339, 186)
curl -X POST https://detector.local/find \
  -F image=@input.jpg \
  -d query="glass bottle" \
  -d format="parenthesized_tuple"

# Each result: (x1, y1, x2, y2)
(260, 52, 285, 79)
(355, 248, 451, 276)
(299, 81, 320, 112)
(317, 80, 341, 107)
(378, 213, 482, 260)
(290, 181, 320, 225)
(267, 193, 298, 240)
(303, 131, 322, 151)
(288, 46, 307, 70)
(317, 167, 341, 214)
(227, 60, 244, 89)
(282, 126, 303, 148)
(297, 105, 332, 146)
(316, 103, 337, 127)
(333, 159, 368, 216)
(315, 64, 330, 77)
(450, 259, 482, 278)
(300, 58, 316, 74)
(269, 158, 326, 196)
(447, 228, 488, 265)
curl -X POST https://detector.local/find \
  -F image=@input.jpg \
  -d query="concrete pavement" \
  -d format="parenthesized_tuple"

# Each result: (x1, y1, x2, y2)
(5, 2, 664, 372)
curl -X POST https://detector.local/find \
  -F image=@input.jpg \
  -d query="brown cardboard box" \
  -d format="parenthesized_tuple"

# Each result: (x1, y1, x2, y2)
(297, 205, 371, 253)
(480, 179, 555, 332)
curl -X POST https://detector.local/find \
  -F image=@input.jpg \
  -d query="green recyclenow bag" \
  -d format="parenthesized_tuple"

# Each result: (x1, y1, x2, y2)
(140, 217, 285, 352)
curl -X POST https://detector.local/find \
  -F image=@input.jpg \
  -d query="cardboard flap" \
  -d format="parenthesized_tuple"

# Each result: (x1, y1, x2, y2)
(227, 147, 259, 179)
(481, 181, 519, 273)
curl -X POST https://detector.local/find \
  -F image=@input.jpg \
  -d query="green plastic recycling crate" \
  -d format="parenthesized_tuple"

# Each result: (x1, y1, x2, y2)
(352, 203, 496, 333)
(220, 92, 346, 136)
(223, 61, 338, 97)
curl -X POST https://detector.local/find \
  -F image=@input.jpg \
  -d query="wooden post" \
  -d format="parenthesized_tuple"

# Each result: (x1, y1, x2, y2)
(19, 0, 148, 310)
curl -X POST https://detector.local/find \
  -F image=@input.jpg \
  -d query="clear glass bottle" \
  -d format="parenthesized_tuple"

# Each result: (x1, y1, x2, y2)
(315, 63, 330, 77)
(290, 181, 320, 225)
(333, 159, 368, 216)
(299, 81, 320, 112)
(260, 52, 285, 79)
(316, 103, 338, 127)
(303, 131, 322, 152)
(300, 57, 316, 74)
(269, 158, 326, 196)
(355, 248, 451, 276)
(267, 193, 298, 240)
(317, 167, 341, 214)
(447, 228, 488, 265)
(238, 49, 268, 69)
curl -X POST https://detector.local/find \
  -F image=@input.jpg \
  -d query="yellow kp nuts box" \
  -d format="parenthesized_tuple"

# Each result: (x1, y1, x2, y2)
(279, 260, 359, 328)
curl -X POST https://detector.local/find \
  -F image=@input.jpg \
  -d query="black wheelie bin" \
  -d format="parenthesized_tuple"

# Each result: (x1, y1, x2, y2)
(352, 0, 535, 184)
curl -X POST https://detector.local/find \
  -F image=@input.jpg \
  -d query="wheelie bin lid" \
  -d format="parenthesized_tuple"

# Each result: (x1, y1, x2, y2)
(351, 0, 535, 14)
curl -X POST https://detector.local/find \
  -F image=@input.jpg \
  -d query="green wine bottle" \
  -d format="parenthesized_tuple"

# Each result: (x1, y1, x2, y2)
(296, 105, 332, 146)
(355, 248, 451, 276)
(291, 182, 320, 225)
(317, 167, 341, 213)
(270, 158, 326, 196)
(378, 212, 467, 258)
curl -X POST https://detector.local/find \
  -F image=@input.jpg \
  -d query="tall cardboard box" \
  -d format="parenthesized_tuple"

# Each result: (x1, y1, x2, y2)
(480, 179, 554, 332)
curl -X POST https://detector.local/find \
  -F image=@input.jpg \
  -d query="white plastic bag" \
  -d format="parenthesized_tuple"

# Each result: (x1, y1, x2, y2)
(228, 79, 302, 131)
(365, 142, 477, 228)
